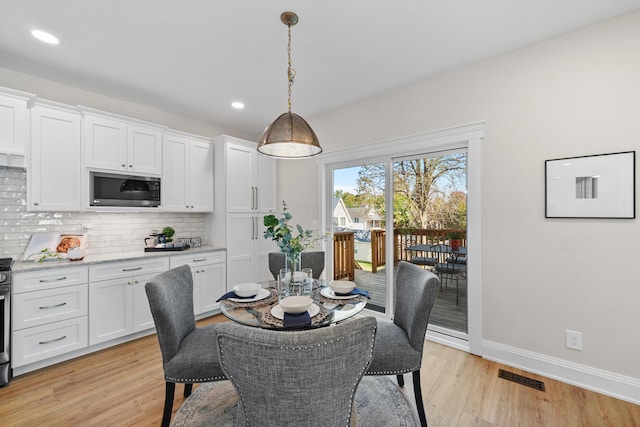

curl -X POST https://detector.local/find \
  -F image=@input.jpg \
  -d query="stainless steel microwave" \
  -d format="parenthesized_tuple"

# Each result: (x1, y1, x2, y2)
(90, 172, 161, 207)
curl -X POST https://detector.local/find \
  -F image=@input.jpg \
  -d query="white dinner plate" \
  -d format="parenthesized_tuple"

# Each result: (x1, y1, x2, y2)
(321, 287, 357, 300)
(271, 303, 320, 320)
(229, 288, 270, 303)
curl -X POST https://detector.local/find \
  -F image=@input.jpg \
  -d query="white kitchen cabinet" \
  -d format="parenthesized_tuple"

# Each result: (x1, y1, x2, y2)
(0, 87, 33, 164)
(225, 213, 275, 287)
(162, 131, 213, 212)
(83, 110, 164, 175)
(28, 101, 82, 211)
(170, 250, 226, 314)
(210, 136, 277, 287)
(88, 257, 168, 345)
(213, 135, 277, 213)
(12, 266, 89, 368)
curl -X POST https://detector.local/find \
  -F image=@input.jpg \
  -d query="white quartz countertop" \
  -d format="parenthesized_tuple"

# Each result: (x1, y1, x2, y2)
(12, 245, 226, 273)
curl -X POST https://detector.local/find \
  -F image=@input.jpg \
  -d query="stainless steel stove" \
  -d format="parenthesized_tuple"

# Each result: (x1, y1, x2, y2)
(0, 257, 13, 387)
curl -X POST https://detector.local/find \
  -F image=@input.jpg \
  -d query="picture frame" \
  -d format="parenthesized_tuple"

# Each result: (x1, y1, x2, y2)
(22, 232, 88, 261)
(545, 151, 635, 218)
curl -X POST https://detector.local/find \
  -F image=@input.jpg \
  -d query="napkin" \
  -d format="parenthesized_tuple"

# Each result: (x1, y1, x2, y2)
(216, 291, 254, 302)
(336, 288, 370, 299)
(283, 311, 311, 329)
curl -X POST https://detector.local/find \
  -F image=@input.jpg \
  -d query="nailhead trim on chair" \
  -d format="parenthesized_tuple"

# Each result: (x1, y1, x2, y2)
(365, 365, 421, 375)
(166, 374, 227, 382)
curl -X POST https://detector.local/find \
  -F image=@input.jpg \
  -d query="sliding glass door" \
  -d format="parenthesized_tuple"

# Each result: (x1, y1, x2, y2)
(332, 163, 389, 313)
(393, 151, 468, 337)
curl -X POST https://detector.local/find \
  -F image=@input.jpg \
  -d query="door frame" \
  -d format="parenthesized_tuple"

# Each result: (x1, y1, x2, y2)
(317, 122, 484, 355)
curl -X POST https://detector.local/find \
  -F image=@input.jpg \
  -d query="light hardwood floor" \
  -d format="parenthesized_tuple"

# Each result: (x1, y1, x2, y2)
(0, 315, 638, 426)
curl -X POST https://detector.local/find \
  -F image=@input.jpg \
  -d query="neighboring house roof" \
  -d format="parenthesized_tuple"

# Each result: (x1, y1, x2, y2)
(346, 206, 382, 222)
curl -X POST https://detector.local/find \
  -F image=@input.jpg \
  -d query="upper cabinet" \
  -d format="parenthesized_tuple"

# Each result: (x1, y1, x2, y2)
(213, 135, 277, 213)
(82, 109, 164, 175)
(28, 100, 82, 211)
(162, 131, 213, 212)
(0, 87, 34, 166)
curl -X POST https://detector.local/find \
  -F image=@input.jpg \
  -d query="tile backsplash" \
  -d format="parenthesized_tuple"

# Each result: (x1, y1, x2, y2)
(0, 166, 207, 260)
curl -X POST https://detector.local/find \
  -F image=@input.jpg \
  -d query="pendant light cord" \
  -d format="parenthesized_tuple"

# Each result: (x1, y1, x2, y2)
(287, 23, 296, 114)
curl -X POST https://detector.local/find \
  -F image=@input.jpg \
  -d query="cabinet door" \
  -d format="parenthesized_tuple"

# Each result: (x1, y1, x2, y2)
(188, 140, 213, 211)
(162, 135, 189, 211)
(226, 214, 258, 287)
(131, 273, 157, 332)
(128, 124, 162, 175)
(84, 115, 128, 171)
(29, 106, 82, 211)
(89, 277, 132, 345)
(193, 263, 225, 314)
(0, 93, 28, 155)
(225, 143, 255, 212)
(256, 153, 277, 212)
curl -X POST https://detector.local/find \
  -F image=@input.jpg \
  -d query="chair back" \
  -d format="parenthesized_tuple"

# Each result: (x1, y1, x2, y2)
(145, 264, 196, 362)
(268, 251, 325, 279)
(215, 317, 377, 427)
(393, 261, 439, 353)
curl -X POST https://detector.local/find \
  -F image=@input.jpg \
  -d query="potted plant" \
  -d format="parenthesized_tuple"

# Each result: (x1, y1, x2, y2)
(447, 230, 465, 250)
(263, 201, 318, 274)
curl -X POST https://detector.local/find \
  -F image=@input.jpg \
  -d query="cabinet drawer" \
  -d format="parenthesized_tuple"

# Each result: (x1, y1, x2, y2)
(170, 251, 226, 268)
(13, 284, 88, 330)
(14, 267, 89, 293)
(12, 317, 88, 368)
(89, 257, 169, 281)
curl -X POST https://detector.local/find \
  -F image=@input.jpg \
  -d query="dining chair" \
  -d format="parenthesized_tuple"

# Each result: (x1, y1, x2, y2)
(215, 316, 377, 427)
(366, 260, 439, 427)
(268, 251, 325, 279)
(145, 265, 227, 427)
(433, 244, 466, 304)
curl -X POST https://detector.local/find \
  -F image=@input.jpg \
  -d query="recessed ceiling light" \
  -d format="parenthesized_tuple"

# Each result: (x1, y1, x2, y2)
(31, 29, 60, 45)
(231, 102, 245, 109)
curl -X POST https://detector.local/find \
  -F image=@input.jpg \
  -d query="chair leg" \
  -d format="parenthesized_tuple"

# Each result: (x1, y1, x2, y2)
(184, 383, 193, 398)
(397, 374, 405, 387)
(162, 382, 176, 427)
(412, 370, 428, 427)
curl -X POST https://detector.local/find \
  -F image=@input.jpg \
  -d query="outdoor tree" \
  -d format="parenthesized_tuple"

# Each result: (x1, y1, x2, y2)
(356, 154, 466, 229)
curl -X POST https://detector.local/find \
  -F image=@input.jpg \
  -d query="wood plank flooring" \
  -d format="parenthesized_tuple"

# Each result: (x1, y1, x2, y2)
(0, 315, 638, 426)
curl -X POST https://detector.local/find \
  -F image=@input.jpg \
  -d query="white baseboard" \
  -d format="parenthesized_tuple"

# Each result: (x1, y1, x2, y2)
(483, 340, 640, 405)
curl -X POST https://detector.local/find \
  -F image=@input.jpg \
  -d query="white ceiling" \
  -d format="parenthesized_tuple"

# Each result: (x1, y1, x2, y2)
(1, 1, 639, 139)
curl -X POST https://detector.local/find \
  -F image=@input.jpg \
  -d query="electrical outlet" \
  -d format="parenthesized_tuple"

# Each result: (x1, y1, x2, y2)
(566, 329, 583, 351)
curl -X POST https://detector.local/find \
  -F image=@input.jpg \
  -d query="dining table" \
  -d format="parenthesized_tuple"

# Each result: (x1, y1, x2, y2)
(219, 280, 367, 330)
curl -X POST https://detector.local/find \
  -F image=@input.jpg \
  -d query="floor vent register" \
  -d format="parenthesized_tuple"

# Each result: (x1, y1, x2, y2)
(498, 369, 546, 392)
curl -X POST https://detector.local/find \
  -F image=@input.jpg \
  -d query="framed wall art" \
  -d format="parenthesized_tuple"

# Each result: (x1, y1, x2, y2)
(545, 151, 635, 218)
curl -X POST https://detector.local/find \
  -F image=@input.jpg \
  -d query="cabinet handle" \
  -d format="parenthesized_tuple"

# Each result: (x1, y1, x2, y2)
(129, 164, 133, 168)
(254, 216, 258, 239)
(192, 258, 207, 262)
(39, 302, 67, 310)
(39, 277, 67, 283)
(123, 267, 143, 272)
(134, 280, 139, 284)
(39, 335, 67, 345)
(254, 187, 258, 210)
(122, 164, 126, 168)
(34, 202, 39, 206)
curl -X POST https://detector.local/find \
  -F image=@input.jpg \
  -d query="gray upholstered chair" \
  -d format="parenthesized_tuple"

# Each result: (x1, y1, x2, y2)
(268, 251, 325, 279)
(215, 316, 377, 427)
(145, 265, 226, 427)
(366, 261, 439, 427)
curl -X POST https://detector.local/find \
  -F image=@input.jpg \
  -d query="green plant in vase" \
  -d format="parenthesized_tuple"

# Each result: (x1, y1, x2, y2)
(263, 201, 316, 274)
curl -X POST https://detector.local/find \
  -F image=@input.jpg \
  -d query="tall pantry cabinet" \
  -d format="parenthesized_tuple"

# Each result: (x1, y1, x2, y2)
(210, 135, 278, 288)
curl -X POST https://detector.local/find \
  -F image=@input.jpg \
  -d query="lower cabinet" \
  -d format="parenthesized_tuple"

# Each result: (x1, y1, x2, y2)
(12, 266, 89, 368)
(88, 258, 169, 345)
(170, 251, 226, 315)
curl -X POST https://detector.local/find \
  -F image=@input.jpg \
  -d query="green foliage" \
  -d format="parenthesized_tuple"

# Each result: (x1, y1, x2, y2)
(263, 201, 316, 256)
(162, 226, 175, 242)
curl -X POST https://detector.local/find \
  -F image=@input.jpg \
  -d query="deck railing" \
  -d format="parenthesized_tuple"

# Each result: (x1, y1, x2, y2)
(393, 228, 466, 263)
(332, 228, 466, 278)
(333, 231, 355, 280)
(370, 229, 385, 273)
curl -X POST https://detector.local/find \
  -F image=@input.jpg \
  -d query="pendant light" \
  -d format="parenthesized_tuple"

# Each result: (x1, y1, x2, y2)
(258, 11, 322, 159)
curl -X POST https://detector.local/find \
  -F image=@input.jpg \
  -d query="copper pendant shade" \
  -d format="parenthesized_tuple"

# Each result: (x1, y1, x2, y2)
(257, 11, 322, 159)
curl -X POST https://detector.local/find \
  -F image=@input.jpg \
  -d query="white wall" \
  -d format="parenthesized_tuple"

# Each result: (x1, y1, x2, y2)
(280, 10, 640, 384)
